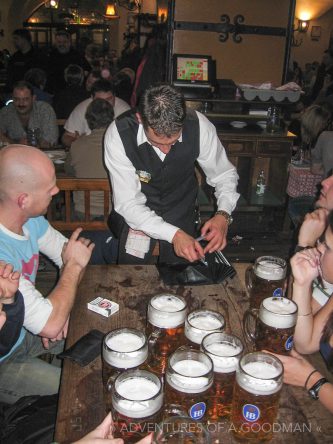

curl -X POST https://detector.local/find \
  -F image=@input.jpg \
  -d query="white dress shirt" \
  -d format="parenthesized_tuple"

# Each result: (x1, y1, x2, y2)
(104, 110, 239, 243)
(64, 97, 130, 136)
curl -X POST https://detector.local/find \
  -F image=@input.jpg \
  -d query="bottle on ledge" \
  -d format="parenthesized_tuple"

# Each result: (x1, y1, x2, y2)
(256, 170, 266, 196)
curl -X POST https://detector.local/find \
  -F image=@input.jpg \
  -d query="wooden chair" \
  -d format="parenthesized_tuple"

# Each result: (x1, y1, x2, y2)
(47, 178, 111, 231)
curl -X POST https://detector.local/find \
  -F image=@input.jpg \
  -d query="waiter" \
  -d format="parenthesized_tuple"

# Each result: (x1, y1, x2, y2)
(104, 84, 239, 264)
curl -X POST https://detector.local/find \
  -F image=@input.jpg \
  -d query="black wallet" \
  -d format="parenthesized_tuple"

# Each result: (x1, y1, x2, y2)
(57, 329, 104, 366)
(157, 249, 235, 286)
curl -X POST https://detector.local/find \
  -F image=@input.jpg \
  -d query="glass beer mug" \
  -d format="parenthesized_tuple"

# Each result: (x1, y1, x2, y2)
(146, 294, 187, 375)
(153, 416, 211, 444)
(245, 256, 287, 309)
(165, 346, 214, 423)
(185, 309, 225, 349)
(102, 328, 148, 410)
(201, 332, 243, 420)
(231, 352, 283, 441)
(112, 369, 164, 443)
(243, 296, 298, 355)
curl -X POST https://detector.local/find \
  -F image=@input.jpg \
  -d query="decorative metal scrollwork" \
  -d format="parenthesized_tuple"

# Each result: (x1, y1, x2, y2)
(219, 14, 230, 42)
(233, 14, 244, 43)
(219, 14, 245, 43)
(176, 15, 286, 44)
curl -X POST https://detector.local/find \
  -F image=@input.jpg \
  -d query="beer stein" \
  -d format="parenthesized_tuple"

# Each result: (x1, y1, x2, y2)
(245, 256, 287, 309)
(153, 416, 211, 443)
(243, 296, 297, 355)
(231, 351, 283, 441)
(147, 294, 187, 375)
(112, 369, 164, 443)
(165, 346, 214, 423)
(102, 328, 148, 410)
(201, 332, 243, 420)
(185, 309, 225, 348)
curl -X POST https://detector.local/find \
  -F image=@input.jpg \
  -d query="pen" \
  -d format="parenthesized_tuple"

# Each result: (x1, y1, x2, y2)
(195, 235, 206, 242)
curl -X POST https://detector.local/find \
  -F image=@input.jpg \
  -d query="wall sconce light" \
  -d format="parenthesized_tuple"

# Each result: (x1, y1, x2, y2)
(104, 2, 119, 19)
(157, 0, 168, 23)
(45, 0, 59, 8)
(298, 19, 309, 33)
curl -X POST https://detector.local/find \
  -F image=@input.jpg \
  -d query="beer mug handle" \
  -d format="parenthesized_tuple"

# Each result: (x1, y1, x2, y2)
(243, 308, 258, 344)
(245, 265, 254, 293)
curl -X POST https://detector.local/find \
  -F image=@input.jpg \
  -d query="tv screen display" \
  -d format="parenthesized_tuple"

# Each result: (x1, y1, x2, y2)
(173, 54, 212, 85)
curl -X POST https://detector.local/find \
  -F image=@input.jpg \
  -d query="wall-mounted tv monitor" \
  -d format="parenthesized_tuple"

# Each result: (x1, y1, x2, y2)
(173, 54, 214, 87)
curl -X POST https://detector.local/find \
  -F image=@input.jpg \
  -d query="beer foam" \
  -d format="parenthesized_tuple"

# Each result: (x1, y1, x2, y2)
(114, 377, 163, 418)
(236, 361, 282, 395)
(167, 359, 211, 393)
(106, 332, 144, 352)
(185, 312, 224, 345)
(260, 297, 297, 329)
(149, 294, 186, 328)
(104, 332, 148, 368)
(205, 342, 242, 373)
(255, 260, 285, 281)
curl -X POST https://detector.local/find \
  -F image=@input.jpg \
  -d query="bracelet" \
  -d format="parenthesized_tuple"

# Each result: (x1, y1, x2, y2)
(297, 312, 312, 317)
(304, 369, 318, 389)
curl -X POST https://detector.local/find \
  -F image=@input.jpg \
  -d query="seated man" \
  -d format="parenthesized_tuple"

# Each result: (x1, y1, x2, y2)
(0, 81, 58, 149)
(296, 174, 333, 311)
(62, 79, 130, 148)
(66, 98, 114, 219)
(0, 145, 94, 404)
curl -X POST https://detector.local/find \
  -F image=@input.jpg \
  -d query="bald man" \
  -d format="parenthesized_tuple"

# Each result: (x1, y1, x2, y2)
(0, 145, 94, 404)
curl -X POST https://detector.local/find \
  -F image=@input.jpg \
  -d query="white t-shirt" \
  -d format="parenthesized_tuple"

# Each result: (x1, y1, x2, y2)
(0, 217, 67, 335)
(64, 97, 130, 136)
(312, 277, 333, 307)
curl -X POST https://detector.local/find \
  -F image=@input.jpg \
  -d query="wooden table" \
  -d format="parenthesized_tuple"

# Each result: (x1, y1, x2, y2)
(55, 265, 333, 444)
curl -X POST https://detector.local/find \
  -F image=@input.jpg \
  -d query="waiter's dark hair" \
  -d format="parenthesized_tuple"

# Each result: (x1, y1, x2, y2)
(138, 84, 186, 137)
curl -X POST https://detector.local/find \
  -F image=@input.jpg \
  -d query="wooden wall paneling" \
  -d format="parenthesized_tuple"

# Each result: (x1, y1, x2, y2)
(171, 0, 294, 85)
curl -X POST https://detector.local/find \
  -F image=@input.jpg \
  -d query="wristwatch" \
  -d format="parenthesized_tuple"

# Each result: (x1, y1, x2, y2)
(308, 377, 328, 400)
(215, 210, 233, 225)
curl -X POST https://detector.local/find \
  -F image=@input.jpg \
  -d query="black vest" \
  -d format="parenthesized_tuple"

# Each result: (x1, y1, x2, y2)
(108, 109, 200, 263)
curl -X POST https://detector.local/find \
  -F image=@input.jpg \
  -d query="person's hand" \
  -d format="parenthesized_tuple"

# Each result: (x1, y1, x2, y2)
(62, 228, 95, 269)
(72, 412, 152, 444)
(267, 349, 316, 387)
(0, 303, 6, 330)
(41, 318, 69, 349)
(172, 230, 204, 262)
(298, 208, 328, 247)
(290, 247, 321, 286)
(73, 412, 121, 444)
(200, 214, 229, 254)
(0, 261, 20, 301)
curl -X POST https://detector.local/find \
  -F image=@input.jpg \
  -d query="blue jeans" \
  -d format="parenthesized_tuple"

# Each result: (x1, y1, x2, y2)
(0, 331, 64, 404)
